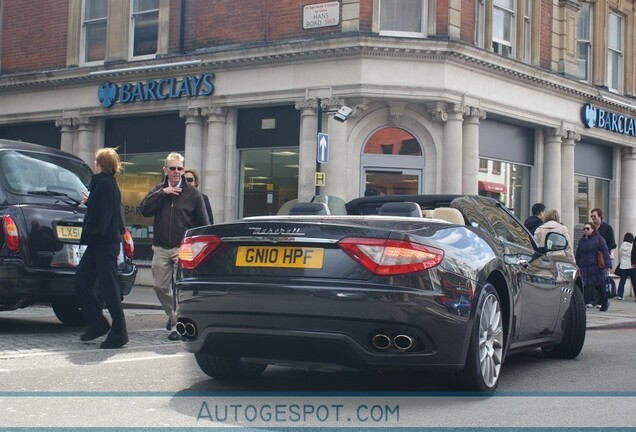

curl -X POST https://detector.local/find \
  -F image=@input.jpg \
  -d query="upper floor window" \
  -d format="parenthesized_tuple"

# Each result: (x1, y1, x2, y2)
(492, 0, 515, 58)
(379, 0, 428, 38)
(607, 12, 624, 92)
(475, 0, 486, 48)
(82, 0, 108, 64)
(576, 3, 592, 82)
(131, 0, 159, 58)
(522, 0, 531, 63)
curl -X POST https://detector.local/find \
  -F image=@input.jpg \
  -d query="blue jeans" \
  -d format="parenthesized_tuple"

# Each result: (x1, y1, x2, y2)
(617, 268, 636, 298)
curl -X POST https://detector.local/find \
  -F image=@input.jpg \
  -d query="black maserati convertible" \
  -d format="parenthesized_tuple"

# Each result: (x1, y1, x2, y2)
(175, 194, 585, 392)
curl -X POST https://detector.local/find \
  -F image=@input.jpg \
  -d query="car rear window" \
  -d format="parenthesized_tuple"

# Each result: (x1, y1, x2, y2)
(0, 150, 92, 195)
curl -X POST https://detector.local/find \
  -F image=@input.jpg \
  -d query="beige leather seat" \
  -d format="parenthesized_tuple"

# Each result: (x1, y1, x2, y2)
(431, 207, 465, 225)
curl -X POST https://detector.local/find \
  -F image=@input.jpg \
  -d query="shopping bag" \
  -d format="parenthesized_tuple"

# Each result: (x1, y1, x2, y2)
(605, 276, 617, 299)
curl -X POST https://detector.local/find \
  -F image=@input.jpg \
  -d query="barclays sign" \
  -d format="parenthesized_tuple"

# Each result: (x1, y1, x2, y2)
(97, 73, 215, 109)
(581, 103, 636, 137)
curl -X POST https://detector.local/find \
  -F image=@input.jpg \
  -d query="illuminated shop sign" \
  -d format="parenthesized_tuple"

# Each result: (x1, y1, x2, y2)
(581, 103, 636, 137)
(97, 73, 215, 109)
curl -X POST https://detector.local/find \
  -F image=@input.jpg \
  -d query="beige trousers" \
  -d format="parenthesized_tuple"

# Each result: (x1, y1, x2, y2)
(151, 245, 180, 329)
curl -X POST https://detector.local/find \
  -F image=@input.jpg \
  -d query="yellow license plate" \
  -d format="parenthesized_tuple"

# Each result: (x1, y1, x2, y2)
(235, 246, 324, 269)
(56, 225, 82, 241)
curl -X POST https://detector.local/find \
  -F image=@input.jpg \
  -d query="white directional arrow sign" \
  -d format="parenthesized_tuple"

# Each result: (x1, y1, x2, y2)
(317, 132, 329, 163)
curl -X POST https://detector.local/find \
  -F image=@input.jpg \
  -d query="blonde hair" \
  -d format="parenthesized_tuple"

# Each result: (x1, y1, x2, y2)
(544, 209, 560, 223)
(95, 147, 120, 174)
(164, 152, 184, 166)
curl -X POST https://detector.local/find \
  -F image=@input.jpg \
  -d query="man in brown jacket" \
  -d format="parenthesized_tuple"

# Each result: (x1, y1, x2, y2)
(140, 152, 210, 340)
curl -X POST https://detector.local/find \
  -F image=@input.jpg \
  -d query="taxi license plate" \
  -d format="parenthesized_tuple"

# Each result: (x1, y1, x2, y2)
(56, 225, 82, 241)
(235, 246, 324, 269)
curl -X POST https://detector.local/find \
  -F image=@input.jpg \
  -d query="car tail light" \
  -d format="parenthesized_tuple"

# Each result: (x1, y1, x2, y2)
(338, 237, 443, 276)
(178, 235, 223, 270)
(122, 229, 134, 259)
(2, 215, 20, 253)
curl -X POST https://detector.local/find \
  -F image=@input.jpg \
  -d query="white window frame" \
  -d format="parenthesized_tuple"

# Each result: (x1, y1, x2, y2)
(522, 0, 531, 63)
(378, 0, 428, 38)
(607, 11, 624, 93)
(475, 0, 486, 48)
(80, 0, 108, 65)
(576, 3, 592, 82)
(129, 0, 159, 60)
(492, 0, 515, 58)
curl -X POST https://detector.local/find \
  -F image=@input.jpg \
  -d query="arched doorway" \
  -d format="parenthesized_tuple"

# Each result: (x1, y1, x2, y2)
(360, 127, 424, 196)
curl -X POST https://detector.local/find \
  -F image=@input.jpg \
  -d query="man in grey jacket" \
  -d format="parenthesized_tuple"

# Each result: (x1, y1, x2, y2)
(140, 152, 210, 340)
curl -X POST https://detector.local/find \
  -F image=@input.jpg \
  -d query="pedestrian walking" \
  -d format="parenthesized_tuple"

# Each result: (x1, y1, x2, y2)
(534, 209, 575, 261)
(523, 203, 545, 234)
(183, 168, 214, 224)
(616, 233, 635, 300)
(140, 153, 210, 340)
(75, 147, 128, 349)
(575, 222, 613, 312)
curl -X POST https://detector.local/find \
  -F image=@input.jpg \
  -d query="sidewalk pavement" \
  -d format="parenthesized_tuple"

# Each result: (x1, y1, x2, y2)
(122, 284, 636, 330)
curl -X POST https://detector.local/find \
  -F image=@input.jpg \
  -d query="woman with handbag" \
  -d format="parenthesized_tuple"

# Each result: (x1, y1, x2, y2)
(575, 222, 613, 311)
(617, 233, 635, 300)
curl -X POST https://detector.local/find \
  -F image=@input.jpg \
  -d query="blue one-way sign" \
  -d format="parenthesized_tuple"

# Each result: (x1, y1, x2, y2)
(317, 133, 329, 163)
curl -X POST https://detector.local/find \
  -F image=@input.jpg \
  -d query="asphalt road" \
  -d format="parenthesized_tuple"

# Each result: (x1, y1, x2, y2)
(0, 306, 635, 428)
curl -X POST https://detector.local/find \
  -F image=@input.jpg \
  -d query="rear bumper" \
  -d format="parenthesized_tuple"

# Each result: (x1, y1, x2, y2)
(0, 258, 137, 304)
(176, 280, 473, 371)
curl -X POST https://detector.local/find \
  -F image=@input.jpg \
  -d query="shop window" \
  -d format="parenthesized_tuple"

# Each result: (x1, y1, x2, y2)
(492, 0, 515, 58)
(576, 3, 592, 82)
(478, 159, 530, 221)
(82, 0, 108, 63)
(379, 0, 428, 38)
(573, 174, 609, 249)
(239, 148, 299, 218)
(607, 12, 624, 92)
(131, 0, 159, 58)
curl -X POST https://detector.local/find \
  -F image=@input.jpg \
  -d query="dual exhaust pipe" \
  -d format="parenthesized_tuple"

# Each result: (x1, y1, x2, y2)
(176, 321, 197, 338)
(371, 333, 416, 352)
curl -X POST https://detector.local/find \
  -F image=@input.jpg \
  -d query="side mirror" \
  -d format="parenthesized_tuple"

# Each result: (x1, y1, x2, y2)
(544, 232, 568, 252)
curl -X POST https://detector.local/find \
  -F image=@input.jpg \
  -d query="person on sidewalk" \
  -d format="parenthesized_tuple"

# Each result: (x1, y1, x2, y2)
(534, 209, 575, 262)
(140, 153, 209, 340)
(576, 222, 613, 312)
(75, 147, 128, 349)
(183, 168, 213, 224)
(617, 232, 635, 300)
(523, 203, 545, 235)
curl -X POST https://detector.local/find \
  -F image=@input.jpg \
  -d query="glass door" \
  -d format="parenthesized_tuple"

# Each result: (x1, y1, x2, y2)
(363, 168, 421, 196)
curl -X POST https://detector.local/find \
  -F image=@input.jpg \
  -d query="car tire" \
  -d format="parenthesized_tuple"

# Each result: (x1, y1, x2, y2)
(541, 285, 586, 359)
(195, 353, 267, 380)
(52, 301, 86, 326)
(461, 283, 504, 393)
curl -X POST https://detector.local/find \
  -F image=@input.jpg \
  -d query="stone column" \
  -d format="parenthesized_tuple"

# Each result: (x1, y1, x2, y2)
(620, 147, 636, 242)
(543, 128, 564, 212)
(322, 98, 348, 199)
(431, 103, 464, 194)
(463, 107, 486, 195)
(295, 99, 319, 202)
(201, 106, 228, 224)
(560, 130, 579, 234)
(180, 108, 205, 175)
(75, 117, 96, 165)
(55, 118, 76, 154)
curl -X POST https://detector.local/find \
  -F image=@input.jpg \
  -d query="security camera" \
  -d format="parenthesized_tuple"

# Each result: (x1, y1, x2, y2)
(333, 105, 353, 122)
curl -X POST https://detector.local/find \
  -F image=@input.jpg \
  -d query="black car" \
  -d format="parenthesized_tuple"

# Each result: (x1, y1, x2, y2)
(175, 194, 585, 392)
(0, 139, 137, 325)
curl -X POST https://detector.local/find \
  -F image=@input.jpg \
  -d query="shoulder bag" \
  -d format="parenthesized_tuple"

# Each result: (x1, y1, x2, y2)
(596, 237, 605, 269)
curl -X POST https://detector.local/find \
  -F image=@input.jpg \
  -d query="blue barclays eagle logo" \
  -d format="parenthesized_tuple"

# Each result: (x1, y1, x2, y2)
(98, 82, 118, 109)
(582, 104, 597, 128)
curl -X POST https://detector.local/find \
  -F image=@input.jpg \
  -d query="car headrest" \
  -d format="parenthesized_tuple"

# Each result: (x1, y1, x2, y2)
(431, 207, 465, 225)
(288, 202, 331, 215)
(378, 202, 423, 218)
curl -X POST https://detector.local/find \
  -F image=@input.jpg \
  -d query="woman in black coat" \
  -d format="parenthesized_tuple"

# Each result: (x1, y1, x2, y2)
(74, 147, 128, 348)
(575, 222, 613, 311)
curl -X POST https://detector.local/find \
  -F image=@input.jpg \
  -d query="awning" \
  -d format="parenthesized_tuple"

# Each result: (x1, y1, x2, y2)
(478, 180, 507, 194)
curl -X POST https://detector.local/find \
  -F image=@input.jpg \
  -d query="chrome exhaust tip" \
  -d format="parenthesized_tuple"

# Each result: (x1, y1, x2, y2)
(371, 334, 392, 350)
(175, 322, 186, 336)
(393, 334, 414, 351)
(184, 322, 197, 337)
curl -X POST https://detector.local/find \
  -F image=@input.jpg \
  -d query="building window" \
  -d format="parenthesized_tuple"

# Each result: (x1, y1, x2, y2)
(492, 0, 515, 58)
(478, 159, 530, 221)
(607, 12, 623, 92)
(475, 0, 486, 48)
(576, 3, 592, 81)
(131, 0, 159, 58)
(522, 0, 531, 63)
(479, 158, 488, 172)
(82, 0, 108, 63)
(379, 0, 427, 37)
(573, 174, 610, 248)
